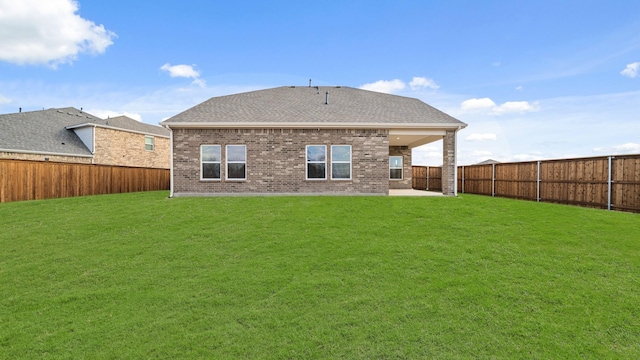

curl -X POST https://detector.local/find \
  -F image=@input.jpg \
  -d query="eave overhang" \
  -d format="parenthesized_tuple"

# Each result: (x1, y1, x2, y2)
(66, 123, 171, 139)
(0, 148, 94, 158)
(162, 122, 467, 148)
(161, 122, 467, 130)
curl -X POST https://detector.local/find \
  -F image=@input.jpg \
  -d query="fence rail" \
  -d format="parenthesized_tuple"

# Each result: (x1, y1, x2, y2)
(0, 159, 170, 203)
(413, 154, 640, 213)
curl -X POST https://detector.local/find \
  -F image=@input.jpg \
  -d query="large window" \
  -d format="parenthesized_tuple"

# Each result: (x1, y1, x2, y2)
(145, 136, 154, 151)
(226, 145, 246, 180)
(390, 156, 403, 180)
(201, 145, 221, 180)
(306, 145, 326, 180)
(331, 145, 351, 180)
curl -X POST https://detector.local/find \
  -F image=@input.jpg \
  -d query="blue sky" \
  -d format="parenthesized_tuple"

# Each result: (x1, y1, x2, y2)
(1, 0, 639, 165)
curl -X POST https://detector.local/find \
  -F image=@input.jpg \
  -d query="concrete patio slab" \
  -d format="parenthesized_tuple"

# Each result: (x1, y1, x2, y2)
(389, 189, 445, 196)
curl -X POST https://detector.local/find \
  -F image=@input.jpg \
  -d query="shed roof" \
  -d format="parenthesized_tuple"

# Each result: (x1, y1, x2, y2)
(162, 86, 467, 129)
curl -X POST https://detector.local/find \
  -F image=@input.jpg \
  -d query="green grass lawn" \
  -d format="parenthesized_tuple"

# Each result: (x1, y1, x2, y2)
(1, 191, 638, 359)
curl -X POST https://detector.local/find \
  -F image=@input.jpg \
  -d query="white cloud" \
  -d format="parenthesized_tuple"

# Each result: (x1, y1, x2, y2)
(160, 63, 206, 87)
(409, 77, 439, 91)
(359, 79, 406, 94)
(493, 101, 540, 115)
(511, 153, 542, 162)
(621, 62, 639, 78)
(88, 109, 142, 122)
(613, 143, 640, 152)
(595, 142, 640, 154)
(411, 143, 442, 166)
(0, 0, 116, 66)
(0, 94, 11, 105)
(471, 150, 492, 157)
(516, 86, 523, 91)
(461, 97, 539, 115)
(461, 98, 496, 110)
(465, 133, 497, 141)
(160, 64, 199, 78)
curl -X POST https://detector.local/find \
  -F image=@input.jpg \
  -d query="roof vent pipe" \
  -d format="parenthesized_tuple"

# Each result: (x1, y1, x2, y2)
(19, 107, 21, 113)
(309, 79, 312, 87)
(325, 91, 328, 105)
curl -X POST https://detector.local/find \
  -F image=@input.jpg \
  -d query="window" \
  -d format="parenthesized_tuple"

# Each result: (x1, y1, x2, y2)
(201, 145, 221, 180)
(390, 156, 403, 180)
(226, 145, 246, 180)
(331, 145, 351, 180)
(145, 136, 154, 151)
(306, 145, 326, 180)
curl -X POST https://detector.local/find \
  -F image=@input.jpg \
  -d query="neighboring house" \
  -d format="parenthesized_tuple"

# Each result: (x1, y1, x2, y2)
(475, 159, 500, 165)
(0, 107, 170, 169)
(161, 86, 467, 196)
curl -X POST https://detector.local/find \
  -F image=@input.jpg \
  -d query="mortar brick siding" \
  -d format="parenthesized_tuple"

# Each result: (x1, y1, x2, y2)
(94, 128, 170, 169)
(0, 151, 92, 164)
(389, 146, 412, 189)
(442, 129, 457, 195)
(172, 128, 390, 195)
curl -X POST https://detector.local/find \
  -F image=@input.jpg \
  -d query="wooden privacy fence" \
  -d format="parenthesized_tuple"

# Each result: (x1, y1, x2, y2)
(411, 165, 442, 191)
(413, 154, 640, 213)
(0, 159, 170, 203)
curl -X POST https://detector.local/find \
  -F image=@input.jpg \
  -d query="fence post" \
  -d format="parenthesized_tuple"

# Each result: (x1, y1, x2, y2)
(607, 156, 612, 211)
(426, 166, 429, 191)
(537, 160, 541, 202)
(491, 163, 495, 197)
(461, 166, 465, 193)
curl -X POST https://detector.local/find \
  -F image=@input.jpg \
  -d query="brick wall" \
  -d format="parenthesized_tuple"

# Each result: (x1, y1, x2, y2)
(442, 129, 456, 195)
(94, 128, 170, 169)
(0, 151, 92, 164)
(172, 128, 390, 195)
(389, 146, 412, 189)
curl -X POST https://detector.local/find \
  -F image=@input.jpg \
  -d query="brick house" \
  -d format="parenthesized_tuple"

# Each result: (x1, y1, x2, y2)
(0, 107, 170, 168)
(161, 86, 467, 196)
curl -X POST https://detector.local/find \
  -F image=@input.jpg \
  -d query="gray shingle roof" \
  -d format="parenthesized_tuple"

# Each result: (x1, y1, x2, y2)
(0, 107, 169, 156)
(162, 86, 466, 127)
(0, 108, 96, 156)
(72, 115, 170, 137)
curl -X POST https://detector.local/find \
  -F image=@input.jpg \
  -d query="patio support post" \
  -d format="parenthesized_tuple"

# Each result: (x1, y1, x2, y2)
(442, 129, 457, 196)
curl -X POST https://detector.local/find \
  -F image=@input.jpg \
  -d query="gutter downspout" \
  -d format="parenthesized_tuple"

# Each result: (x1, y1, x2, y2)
(607, 156, 613, 210)
(453, 126, 462, 196)
(169, 128, 174, 198)
(91, 125, 96, 164)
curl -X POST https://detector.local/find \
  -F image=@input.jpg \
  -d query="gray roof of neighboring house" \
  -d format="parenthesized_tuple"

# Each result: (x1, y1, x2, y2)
(0, 108, 97, 156)
(162, 86, 467, 127)
(475, 159, 501, 165)
(70, 115, 170, 137)
(0, 107, 168, 156)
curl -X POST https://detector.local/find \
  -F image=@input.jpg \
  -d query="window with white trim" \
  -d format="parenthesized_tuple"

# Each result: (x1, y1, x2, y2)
(390, 156, 403, 180)
(145, 136, 154, 151)
(201, 145, 221, 180)
(226, 145, 246, 180)
(306, 145, 326, 180)
(331, 145, 351, 180)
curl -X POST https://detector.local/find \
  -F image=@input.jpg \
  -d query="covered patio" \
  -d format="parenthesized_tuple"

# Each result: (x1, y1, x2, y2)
(390, 127, 464, 196)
